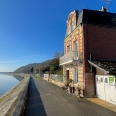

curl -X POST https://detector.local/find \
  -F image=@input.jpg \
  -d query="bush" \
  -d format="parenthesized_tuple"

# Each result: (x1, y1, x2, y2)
(65, 79, 72, 86)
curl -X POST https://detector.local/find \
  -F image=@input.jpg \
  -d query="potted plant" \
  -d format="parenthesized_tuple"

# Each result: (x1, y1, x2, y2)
(67, 79, 73, 93)
(75, 85, 84, 98)
(64, 80, 69, 90)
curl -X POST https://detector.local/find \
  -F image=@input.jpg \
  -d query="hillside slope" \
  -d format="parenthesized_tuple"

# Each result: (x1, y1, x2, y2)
(14, 60, 51, 73)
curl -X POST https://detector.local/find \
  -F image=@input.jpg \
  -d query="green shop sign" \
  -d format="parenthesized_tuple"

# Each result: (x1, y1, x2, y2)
(109, 76, 115, 85)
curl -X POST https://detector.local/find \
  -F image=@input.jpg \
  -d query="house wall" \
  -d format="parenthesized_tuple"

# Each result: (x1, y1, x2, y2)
(69, 67, 73, 79)
(83, 24, 116, 97)
(83, 24, 116, 74)
(63, 10, 116, 98)
(63, 66, 73, 82)
(63, 24, 84, 87)
(85, 24, 116, 61)
(84, 73, 95, 97)
(78, 66, 84, 86)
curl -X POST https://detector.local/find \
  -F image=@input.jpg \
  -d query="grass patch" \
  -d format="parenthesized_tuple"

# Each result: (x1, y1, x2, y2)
(35, 76, 40, 78)
(0, 94, 9, 103)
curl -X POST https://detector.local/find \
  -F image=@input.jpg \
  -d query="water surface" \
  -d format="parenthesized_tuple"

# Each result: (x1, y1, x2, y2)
(0, 74, 23, 96)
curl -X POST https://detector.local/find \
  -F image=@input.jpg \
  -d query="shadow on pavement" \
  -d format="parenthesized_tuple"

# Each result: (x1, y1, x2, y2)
(23, 77, 47, 116)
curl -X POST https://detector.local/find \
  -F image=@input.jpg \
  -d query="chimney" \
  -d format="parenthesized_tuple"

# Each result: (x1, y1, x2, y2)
(101, 6, 107, 12)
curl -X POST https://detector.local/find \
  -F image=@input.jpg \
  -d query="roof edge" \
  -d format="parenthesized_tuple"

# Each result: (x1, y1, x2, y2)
(88, 60, 109, 74)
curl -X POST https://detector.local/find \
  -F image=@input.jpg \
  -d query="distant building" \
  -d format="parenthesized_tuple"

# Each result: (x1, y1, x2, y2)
(59, 6, 116, 104)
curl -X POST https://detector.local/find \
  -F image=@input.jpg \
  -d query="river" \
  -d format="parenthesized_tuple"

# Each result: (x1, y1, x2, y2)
(0, 74, 23, 97)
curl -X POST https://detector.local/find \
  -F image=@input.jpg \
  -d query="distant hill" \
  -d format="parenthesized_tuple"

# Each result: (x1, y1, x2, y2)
(14, 60, 51, 73)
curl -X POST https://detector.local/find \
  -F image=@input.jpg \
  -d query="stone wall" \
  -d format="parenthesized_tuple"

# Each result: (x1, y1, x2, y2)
(0, 75, 30, 116)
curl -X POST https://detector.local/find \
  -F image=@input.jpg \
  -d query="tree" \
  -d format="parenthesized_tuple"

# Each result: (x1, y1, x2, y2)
(49, 58, 59, 73)
(41, 66, 50, 73)
(54, 52, 62, 58)
(31, 67, 34, 73)
(35, 67, 39, 73)
(49, 58, 62, 75)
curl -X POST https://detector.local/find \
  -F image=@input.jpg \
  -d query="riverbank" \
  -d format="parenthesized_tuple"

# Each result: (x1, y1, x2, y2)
(0, 74, 29, 102)
(0, 74, 30, 116)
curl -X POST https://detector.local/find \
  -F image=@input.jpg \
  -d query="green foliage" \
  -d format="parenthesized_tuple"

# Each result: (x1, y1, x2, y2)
(49, 50, 64, 75)
(68, 79, 72, 83)
(65, 79, 72, 86)
(35, 75, 40, 78)
(42, 66, 50, 73)
(36, 57, 62, 75)
(49, 58, 60, 73)
(56, 69, 63, 75)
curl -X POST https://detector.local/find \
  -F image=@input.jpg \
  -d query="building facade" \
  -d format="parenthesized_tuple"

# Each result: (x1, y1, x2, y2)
(60, 7, 116, 98)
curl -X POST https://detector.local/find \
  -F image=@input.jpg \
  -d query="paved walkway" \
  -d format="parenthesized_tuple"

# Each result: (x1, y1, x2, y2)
(24, 76, 116, 116)
(87, 98, 116, 113)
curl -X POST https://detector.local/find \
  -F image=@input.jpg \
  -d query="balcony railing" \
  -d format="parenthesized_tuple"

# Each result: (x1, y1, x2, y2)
(59, 51, 78, 65)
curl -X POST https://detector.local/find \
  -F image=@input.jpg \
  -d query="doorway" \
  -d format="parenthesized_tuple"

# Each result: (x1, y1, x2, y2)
(66, 70, 69, 80)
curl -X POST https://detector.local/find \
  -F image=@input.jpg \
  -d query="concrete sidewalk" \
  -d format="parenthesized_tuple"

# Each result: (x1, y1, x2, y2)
(86, 98, 116, 113)
(24, 76, 116, 116)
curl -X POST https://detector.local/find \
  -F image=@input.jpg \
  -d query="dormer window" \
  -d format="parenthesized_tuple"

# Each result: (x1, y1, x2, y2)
(70, 21, 73, 32)
(67, 21, 73, 35)
(65, 10, 78, 37)
(70, 21, 76, 32)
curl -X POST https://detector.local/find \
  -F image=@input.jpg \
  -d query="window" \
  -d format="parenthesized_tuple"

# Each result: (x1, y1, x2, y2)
(105, 78, 108, 83)
(96, 77, 98, 82)
(67, 46, 70, 53)
(101, 78, 103, 82)
(70, 23, 73, 32)
(73, 68, 78, 84)
(73, 41, 77, 52)
(73, 41, 78, 60)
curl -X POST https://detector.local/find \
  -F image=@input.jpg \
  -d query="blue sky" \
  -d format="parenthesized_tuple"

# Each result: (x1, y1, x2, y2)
(0, 0, 116, 72)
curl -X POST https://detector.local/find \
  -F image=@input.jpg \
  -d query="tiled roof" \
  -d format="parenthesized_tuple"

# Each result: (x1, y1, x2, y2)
(65, 9, 116, 38)
(77, 9, 116, 27)
(88, 60, 116, 74)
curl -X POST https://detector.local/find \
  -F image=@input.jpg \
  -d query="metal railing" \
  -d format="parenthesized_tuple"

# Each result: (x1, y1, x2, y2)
(0, 75, 30, 116)
(44, 74, 49, 78)
(51, 74, 63, 82)
(43, 74, 63, 82)
(59, 51, 78, 65)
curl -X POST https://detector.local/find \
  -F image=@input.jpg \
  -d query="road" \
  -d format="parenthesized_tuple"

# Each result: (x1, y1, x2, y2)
(24, 75, 116, 116)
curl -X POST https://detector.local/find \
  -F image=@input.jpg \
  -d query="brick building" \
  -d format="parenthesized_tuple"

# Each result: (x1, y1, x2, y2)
(59, 7, 116, 98)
